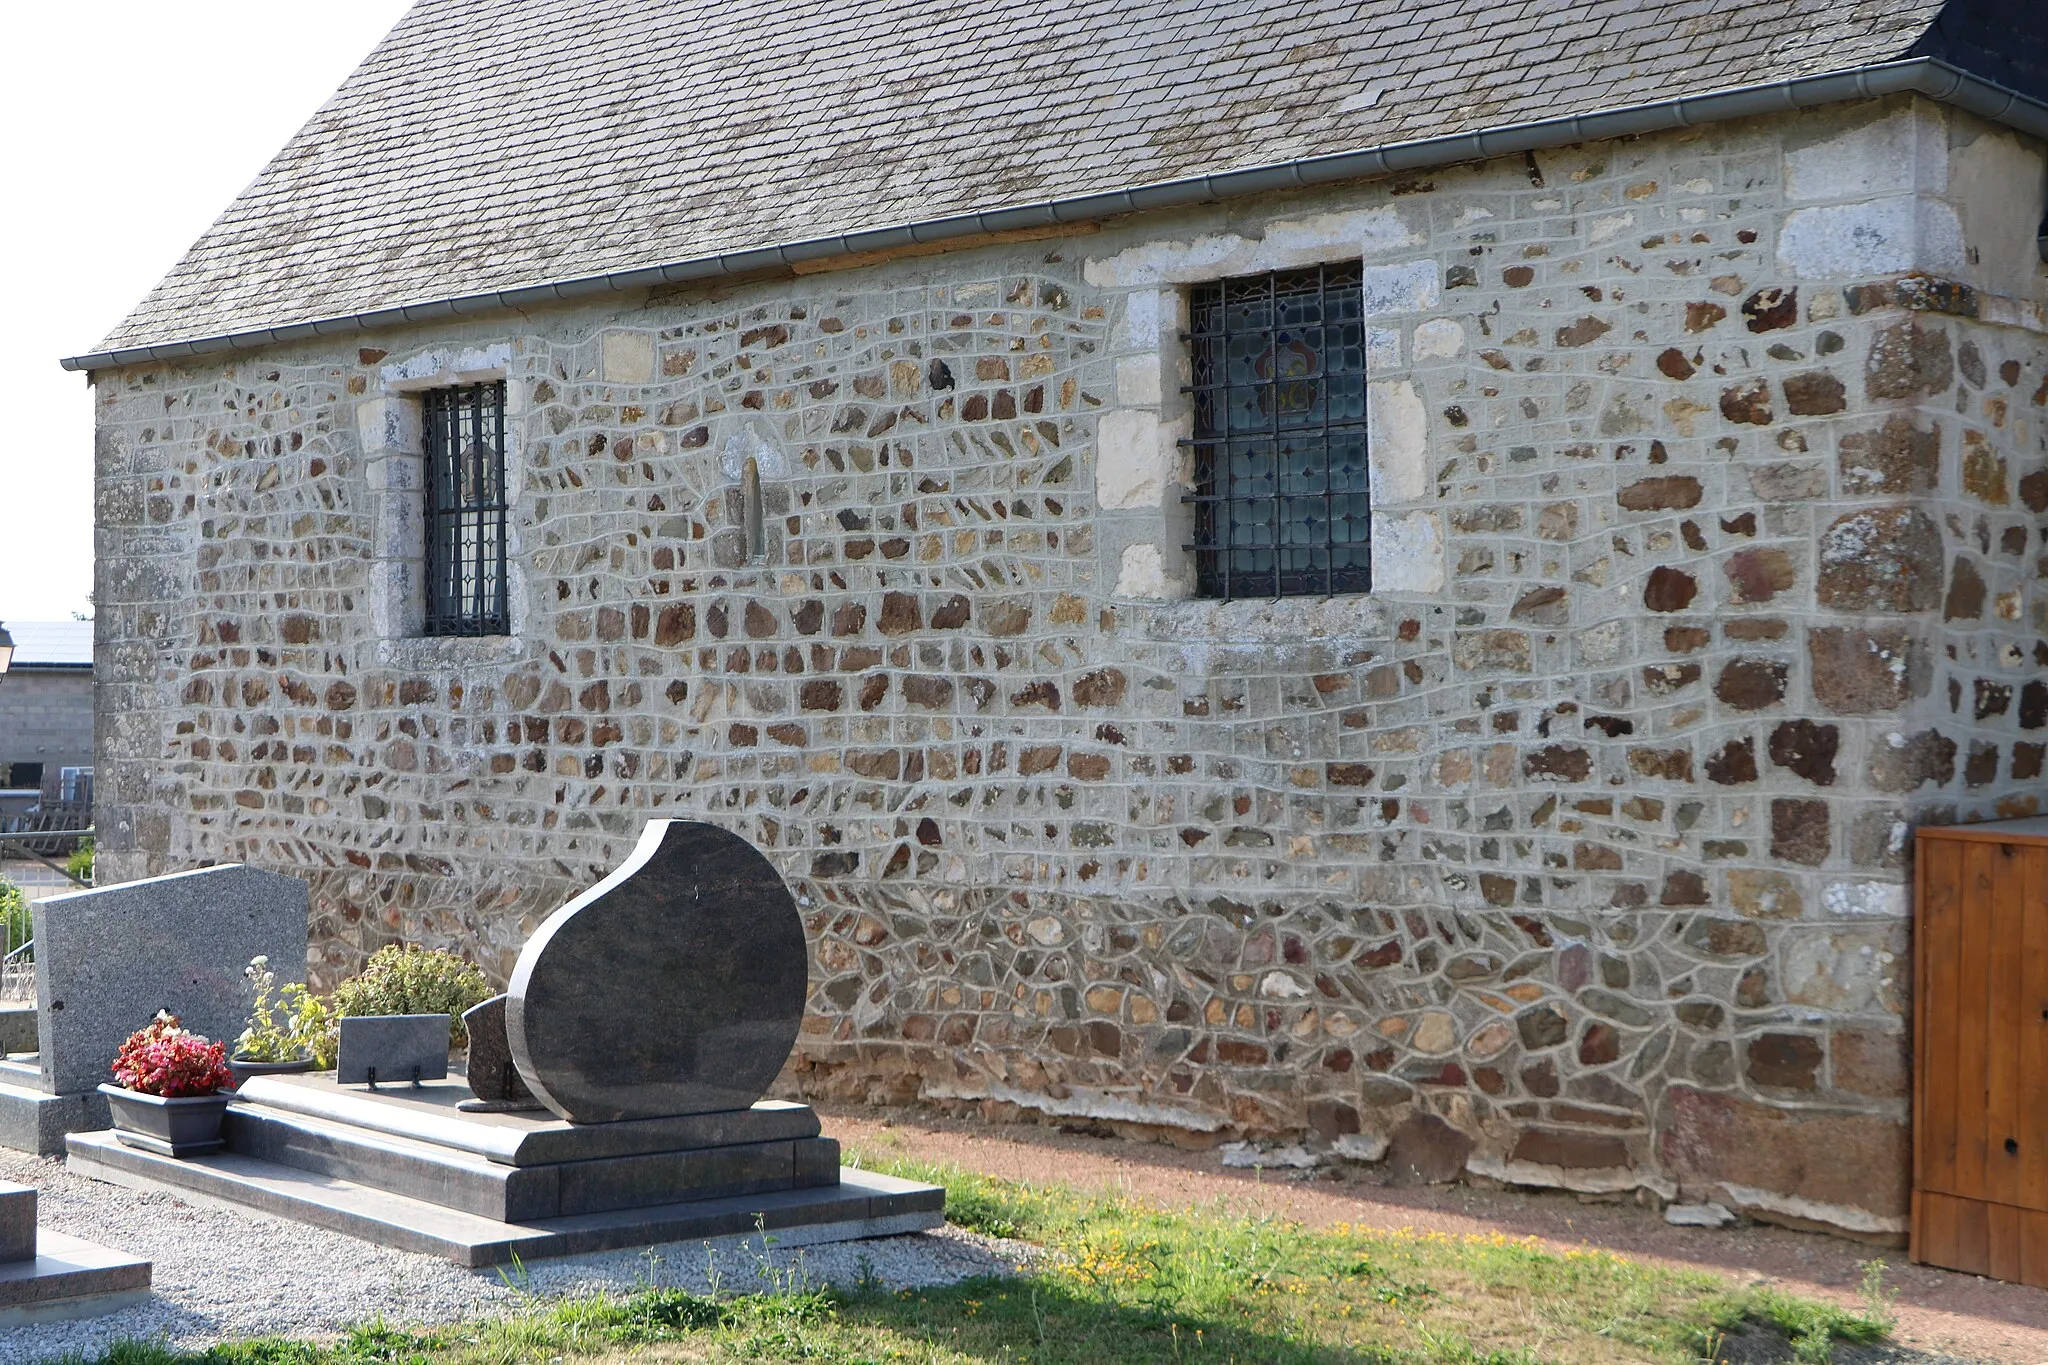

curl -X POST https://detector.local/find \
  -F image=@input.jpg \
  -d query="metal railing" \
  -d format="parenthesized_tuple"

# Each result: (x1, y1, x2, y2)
(0, 825, 92, 1002)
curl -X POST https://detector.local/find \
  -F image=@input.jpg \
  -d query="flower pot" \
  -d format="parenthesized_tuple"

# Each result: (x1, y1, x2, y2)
(229, 1056, 316, 1089)
(98, 1083, 232, 1157)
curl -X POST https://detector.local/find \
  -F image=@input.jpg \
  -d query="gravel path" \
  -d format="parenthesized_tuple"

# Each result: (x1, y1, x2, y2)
(0, 1149, 1029, 1365)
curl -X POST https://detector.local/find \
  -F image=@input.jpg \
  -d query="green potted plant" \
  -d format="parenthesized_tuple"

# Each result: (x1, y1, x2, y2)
(229, 955, 338, 1086)
(334, 945, 491, 1050)
(101, 1011, 235, 1157)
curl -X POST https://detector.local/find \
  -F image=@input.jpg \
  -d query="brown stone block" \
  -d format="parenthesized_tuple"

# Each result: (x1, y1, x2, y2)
(1865, 317, 1953, 400)
(1806, 626, 1927, 714)
(1512, 1128, 1630, 1169)
(1617, 476, 1703, 512)
(1523, 745, 1591, 782)
(1770, 798, 1830, 866)
(1781, 370, 1845, 415)
(1627, 748, 1693, 781)
(1510, 586, 1569, 624)
(1453, 630, 1532, 672)
(1866, 729, 1956, 793)
(1838, 415, 1938, 496)
(1816, 506, 1943, 613)
(1722, 548, 1794, 604)
(1726, 869, 1802, 920)
(1644, 566, 1698, 612)
(1715, 658, 1786, 711)
(1743, 287, 1797, 333)
(1831, 1028, 1908, 1099)
(1767, 720, 1838, 785)
(1720, 379, 1773, 425)
(1683, 916, 1764, 956)
(1943, 557, 1987, 621)
(1386, 1112, 1473, 1185)
(1658, 1085, 1907, 1219)
(1745, 1033, 1823, 1090)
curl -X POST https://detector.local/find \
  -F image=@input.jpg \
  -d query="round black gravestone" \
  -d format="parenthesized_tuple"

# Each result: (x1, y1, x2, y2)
(506, 820, 807, 1122)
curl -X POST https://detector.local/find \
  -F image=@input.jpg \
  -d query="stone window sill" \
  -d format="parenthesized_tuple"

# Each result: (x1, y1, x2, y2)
(1119, 593, 1393, 644)
(375, 635, 525, 669)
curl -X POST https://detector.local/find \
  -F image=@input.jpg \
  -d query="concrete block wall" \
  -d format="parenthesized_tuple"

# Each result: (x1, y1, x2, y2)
(88, 95, 2048, 1237)
(0, 671, 93, 786)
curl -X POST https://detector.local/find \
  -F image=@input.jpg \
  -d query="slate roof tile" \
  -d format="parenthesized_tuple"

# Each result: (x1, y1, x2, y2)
(99, 0, 1948, 354)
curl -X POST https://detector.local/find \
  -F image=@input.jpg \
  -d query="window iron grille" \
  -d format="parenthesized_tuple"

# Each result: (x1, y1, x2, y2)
(1181, 263, 1371, 600)
(422, 382, 510, 636)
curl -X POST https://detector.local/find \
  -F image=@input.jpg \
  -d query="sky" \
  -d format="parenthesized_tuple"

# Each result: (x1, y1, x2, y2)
(0, 2, 415, 624)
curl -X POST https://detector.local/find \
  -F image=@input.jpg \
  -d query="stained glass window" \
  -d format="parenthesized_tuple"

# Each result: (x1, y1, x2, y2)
(1185, 264, 1371, 599)
(422, 382, 510, 636)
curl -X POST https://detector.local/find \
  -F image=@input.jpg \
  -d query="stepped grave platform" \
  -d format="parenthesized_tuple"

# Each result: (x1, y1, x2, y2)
(68, 1073, 942, 1267)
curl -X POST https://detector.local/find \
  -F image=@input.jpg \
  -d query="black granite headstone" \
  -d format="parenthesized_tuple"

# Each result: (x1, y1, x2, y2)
(506, 821, 807, 1123)
(458, 995, 541, 1112)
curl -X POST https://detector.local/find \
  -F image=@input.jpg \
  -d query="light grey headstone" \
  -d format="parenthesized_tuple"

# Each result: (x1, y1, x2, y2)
(337, 1015, 449, 1086)
(34, 866, 308, 1097)
(507, 820, 806, 1123)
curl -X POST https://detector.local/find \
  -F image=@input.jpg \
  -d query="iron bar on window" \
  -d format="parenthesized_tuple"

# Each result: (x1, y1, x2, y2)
(422, 382, 509, 636)
(1179, 264, 1371, 600)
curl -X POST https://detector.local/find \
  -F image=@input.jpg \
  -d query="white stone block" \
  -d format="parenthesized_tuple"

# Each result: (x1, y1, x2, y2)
(1412, 318, 1465, 360)
(1115, 355, 1163, 406)
(1360, 259, 1440, 316)
(1778, 197, 1963, 279)
(1096, 410, 1168, 510)
(1785, 106, 1946, 202)
(1664, 1202, 1734, 1228)
(1113, 543, 1183, 599)
(600, 331, 655, 384)
(1370, 510, 1443, 594)
(1366, 380, 1427, 503)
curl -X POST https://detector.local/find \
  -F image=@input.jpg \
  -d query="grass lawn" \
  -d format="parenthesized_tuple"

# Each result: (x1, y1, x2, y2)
(67, 1149, 1897, 1365)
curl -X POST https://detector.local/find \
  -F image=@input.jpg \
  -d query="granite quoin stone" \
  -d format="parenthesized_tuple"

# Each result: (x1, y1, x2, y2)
(34, 866, 307, 1097)
(507, 820, 807, 1122)
(458, 995, 540, 1112)
(338, 1015, 450, 1087)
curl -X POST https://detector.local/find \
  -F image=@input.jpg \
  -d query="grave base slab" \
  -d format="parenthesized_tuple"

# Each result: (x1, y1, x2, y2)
(67, 1131, 942, 1267)
(0, 1078, 105, 1156)
(0, 1229, 152, 1325)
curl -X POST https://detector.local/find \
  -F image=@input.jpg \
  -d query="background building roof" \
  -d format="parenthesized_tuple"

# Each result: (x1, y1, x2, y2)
(95, 0, 1967, 358)
(4, 621, 92, 669)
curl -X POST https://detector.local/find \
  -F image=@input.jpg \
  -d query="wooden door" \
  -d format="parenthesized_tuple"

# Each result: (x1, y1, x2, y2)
(1914, 830, 2048, 1286)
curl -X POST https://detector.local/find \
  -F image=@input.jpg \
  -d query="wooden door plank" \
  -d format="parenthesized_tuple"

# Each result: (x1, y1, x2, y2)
(2023, 1206, 2048, 1289)
(1917, 1190, 1956, 1271)
(1989, 841, 2026, 1207)
(1957, 840, 1996, 1200)
(1956, 1194, 1992, 1276)
(2022, 847, 2048, 1211)
(1990, 1201, 2024, 1284)
(1920, 836, 1963, 1195)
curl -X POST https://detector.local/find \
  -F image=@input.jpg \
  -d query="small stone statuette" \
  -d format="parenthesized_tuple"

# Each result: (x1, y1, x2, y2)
(457, 995, 542, 1113)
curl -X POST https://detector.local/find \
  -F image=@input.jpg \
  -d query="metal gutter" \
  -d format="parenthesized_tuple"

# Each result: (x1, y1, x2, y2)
(59, 56, 2048, 374)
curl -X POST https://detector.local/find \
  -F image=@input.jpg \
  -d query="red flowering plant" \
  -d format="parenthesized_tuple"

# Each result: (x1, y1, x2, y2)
(111, 1011, 233, 1097)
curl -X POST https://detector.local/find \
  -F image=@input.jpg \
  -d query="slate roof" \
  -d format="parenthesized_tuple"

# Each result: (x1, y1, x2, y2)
(99, 0, 1956, 356)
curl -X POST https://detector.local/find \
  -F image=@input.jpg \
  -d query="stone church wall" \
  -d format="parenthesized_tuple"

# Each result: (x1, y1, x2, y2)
(90, 96, 2048, 1235)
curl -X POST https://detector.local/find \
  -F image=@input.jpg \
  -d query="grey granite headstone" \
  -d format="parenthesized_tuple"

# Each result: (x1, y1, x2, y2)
(338, 1016, 450, 1086)
(458, 995, 539, 1111)
(34, 866, 308, 1097)
(507, 820, 806, 1123)
(0, 1186, 31, 1263)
